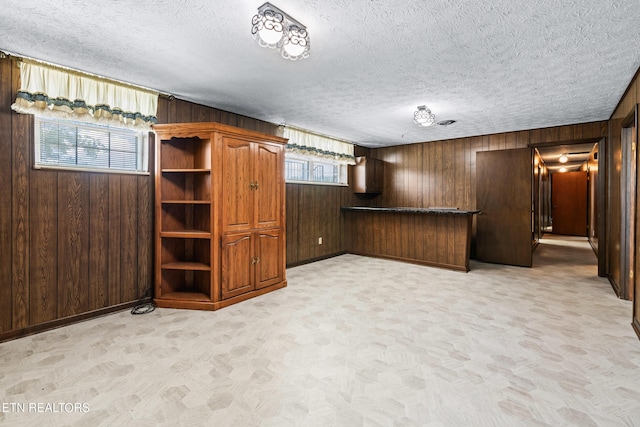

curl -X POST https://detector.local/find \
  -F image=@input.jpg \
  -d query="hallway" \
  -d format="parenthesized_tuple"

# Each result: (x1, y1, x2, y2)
(534, 233, 600, 268)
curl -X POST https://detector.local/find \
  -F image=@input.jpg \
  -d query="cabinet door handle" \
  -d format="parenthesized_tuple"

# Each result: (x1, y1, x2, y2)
(251, 256, 260, 265)
(249, 182, 255, 190)
(254, 182, 259, 190)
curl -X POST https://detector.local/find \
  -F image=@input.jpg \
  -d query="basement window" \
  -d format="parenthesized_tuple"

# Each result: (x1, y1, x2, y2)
(34, 116, 149, 174)
(285, 155, 348, 185)
(282, 126, 354, 186)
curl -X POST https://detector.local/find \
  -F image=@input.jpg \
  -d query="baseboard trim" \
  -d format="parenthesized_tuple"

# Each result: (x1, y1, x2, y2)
(286, 252, 347, 268)
(632, 318, 640, 341)
(0, 299, 150, 343)
(345, 251, 470, 272)
(607, 274, 621, 298)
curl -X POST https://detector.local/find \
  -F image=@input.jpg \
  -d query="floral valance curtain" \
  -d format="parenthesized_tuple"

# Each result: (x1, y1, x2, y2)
(11, 60, 158, 129)
(283, 126, 355, 165)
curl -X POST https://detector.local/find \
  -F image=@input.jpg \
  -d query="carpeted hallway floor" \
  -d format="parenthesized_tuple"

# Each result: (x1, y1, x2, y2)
(1, 235, 639, 426)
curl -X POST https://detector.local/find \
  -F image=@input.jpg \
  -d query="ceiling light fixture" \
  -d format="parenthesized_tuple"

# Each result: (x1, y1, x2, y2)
(414, 105, 436, 127)
(251, 2, 310, 61)
(559, 154, 569, 163)
(559, 167, 567, 173)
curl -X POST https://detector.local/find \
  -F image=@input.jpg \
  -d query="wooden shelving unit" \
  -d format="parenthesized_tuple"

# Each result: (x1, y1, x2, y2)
(156, 135, 213, 305)
(153, 122, 288, 310)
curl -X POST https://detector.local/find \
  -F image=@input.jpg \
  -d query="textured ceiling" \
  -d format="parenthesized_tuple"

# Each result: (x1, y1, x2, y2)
(1, 0, 640, 147)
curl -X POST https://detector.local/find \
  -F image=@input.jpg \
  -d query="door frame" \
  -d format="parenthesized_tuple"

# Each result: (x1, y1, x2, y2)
(621, 107, 637, 300)
(529, 137, 606, 276)
(596, 138, 606, 278)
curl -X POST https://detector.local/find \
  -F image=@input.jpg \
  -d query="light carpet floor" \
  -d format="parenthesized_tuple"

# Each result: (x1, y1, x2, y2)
(1, 235, 640, 426)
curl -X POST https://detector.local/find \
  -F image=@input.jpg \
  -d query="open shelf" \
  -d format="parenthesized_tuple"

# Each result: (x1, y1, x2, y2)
(161, 203, 210, 233)
(159, 291, 211, 302)
(161, 237, 211, 266)
(160, 230, 211, 238)
(162, 200, 210, 204)
(160, 137, 211, 170)
(162, 261, 211, 271)
(161, 172, 210, 202)
(160, 269, 211, 300)
(161, 168, 210, 173)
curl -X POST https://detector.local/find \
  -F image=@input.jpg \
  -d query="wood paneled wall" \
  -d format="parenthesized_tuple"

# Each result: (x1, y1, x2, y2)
(286, 184, 362, 266)
(0, 57, 12, 333)
(610, 68, 640, 333)
(608, 115, 623, 296)
(533, 149, 550, 244)
(371, 123, 607, 212)
(285, 145, 370, 266)
(371, 124, 606, 258)
(343, 210, 474, 271)
(608, 72, 639, 300)
(0, 57, 154, 340)
(155, 97, 280, 134)
(581, 145, 599, 253)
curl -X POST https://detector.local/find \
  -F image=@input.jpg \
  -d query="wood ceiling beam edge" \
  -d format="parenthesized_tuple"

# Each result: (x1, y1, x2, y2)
(527, 137, 601, 148)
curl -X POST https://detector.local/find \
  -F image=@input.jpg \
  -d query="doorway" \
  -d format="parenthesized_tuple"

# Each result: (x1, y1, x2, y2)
(532, 139, 605, 278)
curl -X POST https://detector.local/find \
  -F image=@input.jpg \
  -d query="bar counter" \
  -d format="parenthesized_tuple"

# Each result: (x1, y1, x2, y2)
(341, 207, 480, 272)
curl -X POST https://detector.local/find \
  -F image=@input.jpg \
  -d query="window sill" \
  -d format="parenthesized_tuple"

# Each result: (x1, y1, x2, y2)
(285, 180, 348, 187)
(34, 164, 150, 176)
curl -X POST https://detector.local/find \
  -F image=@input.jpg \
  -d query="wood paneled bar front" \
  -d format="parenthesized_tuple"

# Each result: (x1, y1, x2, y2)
(342, 207, 480, 272)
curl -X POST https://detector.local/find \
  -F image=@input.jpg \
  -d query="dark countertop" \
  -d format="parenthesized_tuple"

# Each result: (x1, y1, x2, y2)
(341, 206, 481, 215)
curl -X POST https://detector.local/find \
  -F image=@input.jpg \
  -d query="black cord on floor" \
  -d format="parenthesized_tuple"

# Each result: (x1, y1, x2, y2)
(131, 288, 156, 315)
(131, 302, 156, 315)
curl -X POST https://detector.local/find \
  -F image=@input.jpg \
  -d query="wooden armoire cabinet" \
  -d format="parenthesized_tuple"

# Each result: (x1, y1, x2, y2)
(153, 122, 287, 310)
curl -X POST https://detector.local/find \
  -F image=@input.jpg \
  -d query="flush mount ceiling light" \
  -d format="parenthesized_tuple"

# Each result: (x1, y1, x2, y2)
(559, 167, 568, 173)
(414, 105, 436, 127)
(251, 2, 310, 61)
(559, 153, 569, 163)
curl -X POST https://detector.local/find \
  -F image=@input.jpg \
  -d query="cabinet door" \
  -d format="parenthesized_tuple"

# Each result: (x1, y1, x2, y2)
(372, 159, 384, 192)
(352, 157, 383, 194)
(254, 228, 283, 290)
(222, 138, 253, 232)
(221, 232, 254, 299)
(254, 143, 283, 229)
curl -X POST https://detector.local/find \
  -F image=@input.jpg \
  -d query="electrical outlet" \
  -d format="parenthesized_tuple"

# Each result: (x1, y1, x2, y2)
(318, 237, 323, 245)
